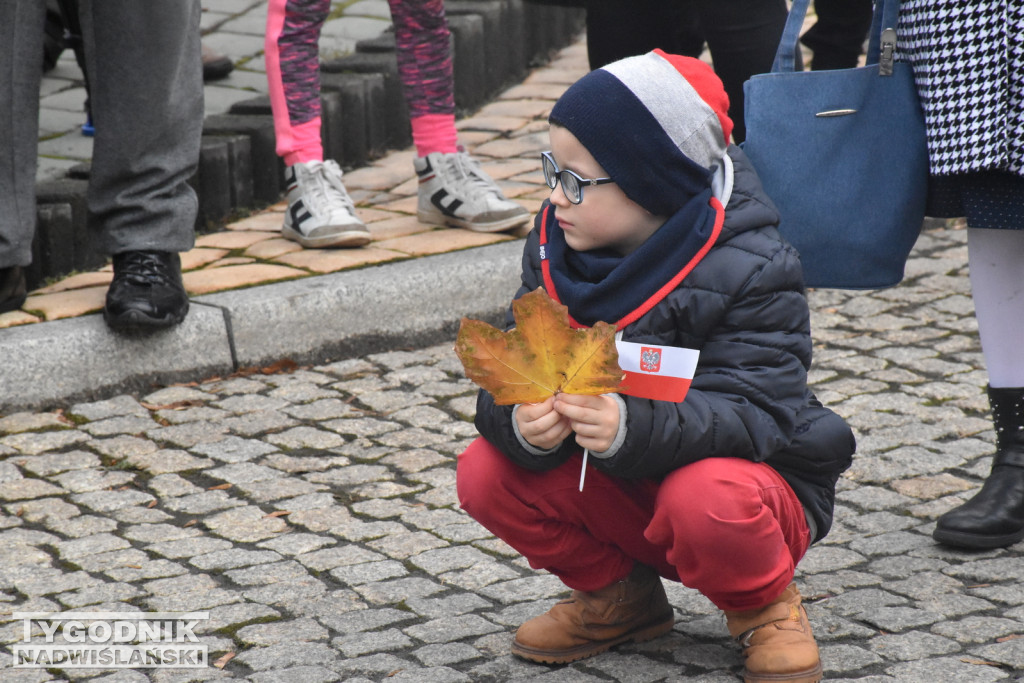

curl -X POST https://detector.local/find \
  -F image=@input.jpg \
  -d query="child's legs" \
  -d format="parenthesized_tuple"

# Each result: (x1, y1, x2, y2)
(457, 437, 677, 591)
(388, 0, 453, 118)
(387, 0, 457, 155)
(646, 458, 811, 611)
(265, 0, 328, 164)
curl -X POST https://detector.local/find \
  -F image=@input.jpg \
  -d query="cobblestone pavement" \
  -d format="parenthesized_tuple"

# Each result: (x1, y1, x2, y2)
(3, 224, 1024, 682)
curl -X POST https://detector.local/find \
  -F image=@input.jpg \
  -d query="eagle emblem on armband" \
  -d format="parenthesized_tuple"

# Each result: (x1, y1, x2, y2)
(640, 347, 662, 373)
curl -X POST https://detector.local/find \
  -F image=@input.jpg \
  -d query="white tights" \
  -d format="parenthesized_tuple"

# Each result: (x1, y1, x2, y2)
(968, 228, 1024, 388)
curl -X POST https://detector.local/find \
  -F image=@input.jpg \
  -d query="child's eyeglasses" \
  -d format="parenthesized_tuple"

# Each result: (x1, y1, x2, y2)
(541, 151, 614, 205)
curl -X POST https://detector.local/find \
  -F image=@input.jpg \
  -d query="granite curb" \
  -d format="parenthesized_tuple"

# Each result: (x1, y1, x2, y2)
(2, 240, 523, 412)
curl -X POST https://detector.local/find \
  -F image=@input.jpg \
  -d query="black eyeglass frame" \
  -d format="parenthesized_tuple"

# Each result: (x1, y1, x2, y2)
(540, 151, 614, 205)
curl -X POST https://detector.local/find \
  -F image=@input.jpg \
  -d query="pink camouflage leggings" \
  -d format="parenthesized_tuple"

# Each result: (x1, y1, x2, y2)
(265, 0, 454, 165)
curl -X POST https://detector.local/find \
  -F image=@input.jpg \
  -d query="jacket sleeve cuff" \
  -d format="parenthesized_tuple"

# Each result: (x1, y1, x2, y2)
(511, 404, 562, 456)
(589, 394, 628, 459)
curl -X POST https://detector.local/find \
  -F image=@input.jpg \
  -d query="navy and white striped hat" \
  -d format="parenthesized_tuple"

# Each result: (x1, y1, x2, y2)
(549, 49, 732, 216)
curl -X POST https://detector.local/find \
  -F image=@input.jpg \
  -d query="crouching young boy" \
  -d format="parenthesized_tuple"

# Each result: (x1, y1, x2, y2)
(456, 50, 855, 683)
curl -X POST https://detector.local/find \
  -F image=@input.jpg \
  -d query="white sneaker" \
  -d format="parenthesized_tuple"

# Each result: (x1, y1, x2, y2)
(415, 151, 530, 232)
(282, 160, 371, 248)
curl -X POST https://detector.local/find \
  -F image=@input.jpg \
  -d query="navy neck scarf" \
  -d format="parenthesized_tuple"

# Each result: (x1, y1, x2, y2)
(542, 189, 721, 328)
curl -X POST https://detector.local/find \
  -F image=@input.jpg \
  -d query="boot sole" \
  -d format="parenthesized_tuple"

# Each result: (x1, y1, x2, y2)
(103, 303, 189, 333)
(417, 209, 530, 233)
(743, 660, 823, 683)
(510, 613, 674, 664)
(282, 225, 371, 249)
(0, 293, 27, 314)
(932, 526, 1024, 549)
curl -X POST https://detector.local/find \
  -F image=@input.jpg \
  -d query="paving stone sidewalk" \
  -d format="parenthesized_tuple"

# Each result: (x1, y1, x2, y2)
(2, 223, 1024, 682)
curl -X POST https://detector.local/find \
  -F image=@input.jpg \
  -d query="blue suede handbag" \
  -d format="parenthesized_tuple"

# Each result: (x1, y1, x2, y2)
(742, 0, 928, 289)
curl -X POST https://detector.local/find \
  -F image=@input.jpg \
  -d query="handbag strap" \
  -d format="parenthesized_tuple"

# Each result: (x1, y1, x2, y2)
(771, 0, 901, 73)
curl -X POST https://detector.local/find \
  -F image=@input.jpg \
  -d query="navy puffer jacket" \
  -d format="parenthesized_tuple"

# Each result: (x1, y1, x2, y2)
(474, 146, 855, 542)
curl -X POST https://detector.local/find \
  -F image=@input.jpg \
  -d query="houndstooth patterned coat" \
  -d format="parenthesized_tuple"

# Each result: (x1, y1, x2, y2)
(896, 1, 1024, 176)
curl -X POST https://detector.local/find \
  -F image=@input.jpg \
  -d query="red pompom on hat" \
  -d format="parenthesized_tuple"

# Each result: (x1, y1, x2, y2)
(652, 49, 733, 146)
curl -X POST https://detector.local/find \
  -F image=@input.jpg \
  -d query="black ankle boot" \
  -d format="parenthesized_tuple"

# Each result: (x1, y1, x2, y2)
(1, 265, 27, 314)
(933, 386, 1024, 549)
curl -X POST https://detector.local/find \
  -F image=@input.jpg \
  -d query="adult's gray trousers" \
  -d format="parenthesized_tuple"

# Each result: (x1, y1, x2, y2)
(0, 0, 203, 269)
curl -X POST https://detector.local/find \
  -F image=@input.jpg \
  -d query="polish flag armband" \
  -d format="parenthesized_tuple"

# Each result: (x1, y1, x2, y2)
(615, 340, 699, 403)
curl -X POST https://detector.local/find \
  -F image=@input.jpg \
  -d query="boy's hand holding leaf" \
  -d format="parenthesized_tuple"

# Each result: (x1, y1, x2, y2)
(516, 395, 573, 450)
(454, 288, 624, 405)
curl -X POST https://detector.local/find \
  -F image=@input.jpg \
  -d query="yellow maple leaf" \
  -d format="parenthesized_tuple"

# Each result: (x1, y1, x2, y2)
(455, 288, 624, 405)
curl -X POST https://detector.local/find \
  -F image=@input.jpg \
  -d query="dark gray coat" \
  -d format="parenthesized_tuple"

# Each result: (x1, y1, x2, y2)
(474, 146, 855, 542)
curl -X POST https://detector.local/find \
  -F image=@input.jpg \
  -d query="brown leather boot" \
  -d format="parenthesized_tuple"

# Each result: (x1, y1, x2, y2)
(511, 564, 674, 664)
(724, 583, 822, 683)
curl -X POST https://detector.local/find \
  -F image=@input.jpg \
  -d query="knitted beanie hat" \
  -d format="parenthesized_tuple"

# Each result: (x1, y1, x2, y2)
(549, 49, 732, 216)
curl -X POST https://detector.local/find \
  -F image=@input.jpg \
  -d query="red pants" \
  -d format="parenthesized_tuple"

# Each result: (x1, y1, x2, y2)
(457, 438, 811, 611)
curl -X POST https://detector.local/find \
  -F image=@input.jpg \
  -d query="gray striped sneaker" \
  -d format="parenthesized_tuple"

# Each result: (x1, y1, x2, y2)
(282, 160, 371, 248)
(415, 151, 530, 232)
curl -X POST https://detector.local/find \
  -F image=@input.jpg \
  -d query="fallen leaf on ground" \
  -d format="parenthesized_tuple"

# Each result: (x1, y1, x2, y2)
(141, 400, 205, 411)
(212, 652, 235, 669)
(960, 657, 1001, 667)
(235, 359, 300, 376)
(455, 288, 622, 405)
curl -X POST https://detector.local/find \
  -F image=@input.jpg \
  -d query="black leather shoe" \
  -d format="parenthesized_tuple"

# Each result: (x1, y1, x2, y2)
(202, 43, 234, 81)
(104, 251, 189, 332)
(1, 265, 27, 314)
